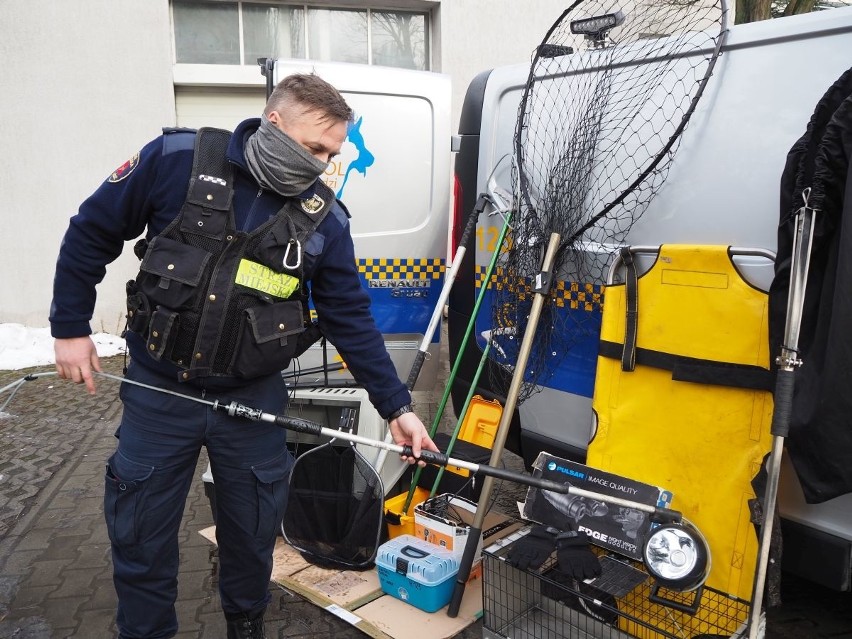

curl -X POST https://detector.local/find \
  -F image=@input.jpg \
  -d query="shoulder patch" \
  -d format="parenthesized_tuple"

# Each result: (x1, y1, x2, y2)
(162, 129, 197, 155)
(108, 152, 140, 183)
(301, 193, 326, 215)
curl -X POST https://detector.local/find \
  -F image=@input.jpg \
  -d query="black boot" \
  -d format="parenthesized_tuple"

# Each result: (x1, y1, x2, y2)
(225, 608, 266, 639)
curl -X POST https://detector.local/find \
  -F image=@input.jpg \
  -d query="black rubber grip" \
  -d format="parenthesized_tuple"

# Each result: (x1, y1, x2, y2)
(770, 368, 795, 437)
(481, 465, 571, 493)
(459, 196, 483, 250)
(405, 351, 427, 390)
(401, 445, 449, 467)
(274, 414, 323, 436)
(447, 526, 482, 617)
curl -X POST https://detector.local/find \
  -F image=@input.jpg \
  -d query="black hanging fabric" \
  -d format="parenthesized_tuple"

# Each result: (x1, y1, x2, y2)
(769, 66, 852, 504)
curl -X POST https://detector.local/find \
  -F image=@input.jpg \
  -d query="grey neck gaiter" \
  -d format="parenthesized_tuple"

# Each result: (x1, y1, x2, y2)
(244, 115, 330, 197)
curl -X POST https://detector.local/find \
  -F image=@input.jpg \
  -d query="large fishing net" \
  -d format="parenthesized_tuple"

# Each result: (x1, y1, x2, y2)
(489, 0, 728, 402)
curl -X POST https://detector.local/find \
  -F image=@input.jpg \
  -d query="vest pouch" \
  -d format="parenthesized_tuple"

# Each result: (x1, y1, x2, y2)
(125, 280, 151, 335)
(146, 308, 179, 362)
(138, 236, 212, 311)
(231, 300, 305, 378)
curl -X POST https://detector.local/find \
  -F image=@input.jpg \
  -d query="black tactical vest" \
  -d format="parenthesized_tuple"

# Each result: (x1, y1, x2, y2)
(125, 127, 332, 382)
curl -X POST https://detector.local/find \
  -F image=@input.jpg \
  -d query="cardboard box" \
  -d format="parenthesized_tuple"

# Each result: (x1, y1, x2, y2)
(414, 493, 522, 560)
(522, 452, 673, 561)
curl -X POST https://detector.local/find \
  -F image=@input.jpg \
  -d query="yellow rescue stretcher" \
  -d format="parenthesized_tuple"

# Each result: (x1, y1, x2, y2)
(586, 244, 775, 636)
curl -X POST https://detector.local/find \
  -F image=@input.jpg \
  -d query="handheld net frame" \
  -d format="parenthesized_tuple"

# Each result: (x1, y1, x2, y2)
(490, 0, 728, 402)
(281, 407, 385, 570)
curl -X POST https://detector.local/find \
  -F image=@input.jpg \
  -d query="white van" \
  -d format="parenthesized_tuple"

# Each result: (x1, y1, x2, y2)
(448, 8, 852, 591)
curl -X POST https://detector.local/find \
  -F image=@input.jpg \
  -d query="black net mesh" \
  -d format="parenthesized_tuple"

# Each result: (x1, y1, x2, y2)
(282, 431, 385, 570)
(490, 0, 727, 402)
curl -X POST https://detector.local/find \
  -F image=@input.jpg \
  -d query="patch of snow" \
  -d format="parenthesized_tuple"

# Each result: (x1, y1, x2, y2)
(0, 323, 126, 371)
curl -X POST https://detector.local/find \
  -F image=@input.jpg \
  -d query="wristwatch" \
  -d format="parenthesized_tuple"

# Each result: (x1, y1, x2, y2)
(387, 404, 413, 421)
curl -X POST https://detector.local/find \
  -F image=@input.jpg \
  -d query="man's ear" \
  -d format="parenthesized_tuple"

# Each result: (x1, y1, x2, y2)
(267, 110, 281, 125)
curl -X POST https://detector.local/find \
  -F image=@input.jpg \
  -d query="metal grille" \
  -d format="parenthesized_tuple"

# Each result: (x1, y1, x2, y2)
(483, 535, 751, 639)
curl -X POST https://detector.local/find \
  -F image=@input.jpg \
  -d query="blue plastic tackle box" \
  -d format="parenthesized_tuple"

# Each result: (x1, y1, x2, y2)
(375, 534, 460, 613)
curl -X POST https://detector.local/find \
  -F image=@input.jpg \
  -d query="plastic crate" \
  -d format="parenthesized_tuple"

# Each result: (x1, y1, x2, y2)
(384, 486, 430, 539)
(418, 395, 501, 501)
(482, 530, 753, 639)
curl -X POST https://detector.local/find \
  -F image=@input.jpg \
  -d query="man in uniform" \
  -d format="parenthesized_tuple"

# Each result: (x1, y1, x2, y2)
(50, 73, 437, 639)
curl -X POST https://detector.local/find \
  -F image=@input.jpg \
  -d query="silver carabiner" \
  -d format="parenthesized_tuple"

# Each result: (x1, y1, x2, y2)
(282, 239, 302, 270)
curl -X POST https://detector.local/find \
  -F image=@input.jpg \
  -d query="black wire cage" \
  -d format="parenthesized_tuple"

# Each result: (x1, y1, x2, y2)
(482, 533, 752, 639)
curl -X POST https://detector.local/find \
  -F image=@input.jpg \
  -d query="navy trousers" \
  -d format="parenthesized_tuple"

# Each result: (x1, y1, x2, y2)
(104, 362, 292, 638)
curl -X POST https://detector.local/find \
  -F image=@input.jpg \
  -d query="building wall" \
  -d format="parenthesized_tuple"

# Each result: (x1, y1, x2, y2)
(0, 1, 175, 333)
(437, 0, 566, 127)
(0, 0, 565, 332)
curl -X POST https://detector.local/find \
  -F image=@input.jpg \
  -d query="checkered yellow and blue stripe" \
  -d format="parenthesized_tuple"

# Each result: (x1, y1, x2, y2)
(475, 265, 603, 312)
(351, 257, 446, 338)
(358, 257, 445, 281)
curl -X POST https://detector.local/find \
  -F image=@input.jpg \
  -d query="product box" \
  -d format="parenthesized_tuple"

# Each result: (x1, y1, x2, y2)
(375, 534, 460, 613)
(414, 493, 522, 559)
(522, 452, 673, 561)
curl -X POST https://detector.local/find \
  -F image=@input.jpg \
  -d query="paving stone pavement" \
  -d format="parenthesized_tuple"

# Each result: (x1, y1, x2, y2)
(0, 353, 486, 639)
(0, 352, 850, 638)
(0, 358, 394, 639)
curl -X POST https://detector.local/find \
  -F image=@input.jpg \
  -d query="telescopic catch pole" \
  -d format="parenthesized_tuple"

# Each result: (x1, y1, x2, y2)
(747, 190, 817, 639)
(210, 397, 686, 517)
(3, 369, 683, 525)
(213, 399, 579, 495)
(398, 186, 514, 515)
(372, 193, 484, 475)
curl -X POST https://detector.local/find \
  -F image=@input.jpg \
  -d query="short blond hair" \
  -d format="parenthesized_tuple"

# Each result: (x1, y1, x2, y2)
(265, 73, 353, 124)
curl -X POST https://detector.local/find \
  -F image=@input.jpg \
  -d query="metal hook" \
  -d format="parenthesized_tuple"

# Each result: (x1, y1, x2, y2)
(800, 186, 812, 211)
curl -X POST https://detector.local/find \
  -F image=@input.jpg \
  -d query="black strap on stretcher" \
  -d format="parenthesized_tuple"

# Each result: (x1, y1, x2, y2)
(620, 246, 639, 372)
(599, 340, 773, 391)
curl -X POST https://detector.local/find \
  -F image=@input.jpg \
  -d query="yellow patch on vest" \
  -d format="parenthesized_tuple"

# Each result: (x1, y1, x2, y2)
(235, 259, 299, 299)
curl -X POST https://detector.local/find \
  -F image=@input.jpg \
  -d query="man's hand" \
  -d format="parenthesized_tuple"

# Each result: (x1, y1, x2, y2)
(55, 336, 101, 395)
(389, 411, 438, 467)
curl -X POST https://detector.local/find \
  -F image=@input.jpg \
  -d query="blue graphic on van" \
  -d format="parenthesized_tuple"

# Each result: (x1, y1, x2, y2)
(337, 116, 374, 199)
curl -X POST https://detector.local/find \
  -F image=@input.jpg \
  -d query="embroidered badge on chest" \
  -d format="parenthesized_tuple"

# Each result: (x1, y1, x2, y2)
(108, 152, 140, 183)
(301, 194, 325, 215)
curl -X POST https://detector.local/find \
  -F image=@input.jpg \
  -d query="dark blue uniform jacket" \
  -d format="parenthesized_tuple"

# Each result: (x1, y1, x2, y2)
(50, 118, 410, 418)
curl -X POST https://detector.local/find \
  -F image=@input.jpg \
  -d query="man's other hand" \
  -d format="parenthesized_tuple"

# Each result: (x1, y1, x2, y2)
(55, 336, 101, 395)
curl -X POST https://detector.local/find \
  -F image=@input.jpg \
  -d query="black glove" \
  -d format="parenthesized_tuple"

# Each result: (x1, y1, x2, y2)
(556, 530, 602, 579)
(507, 526, 557, 570)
